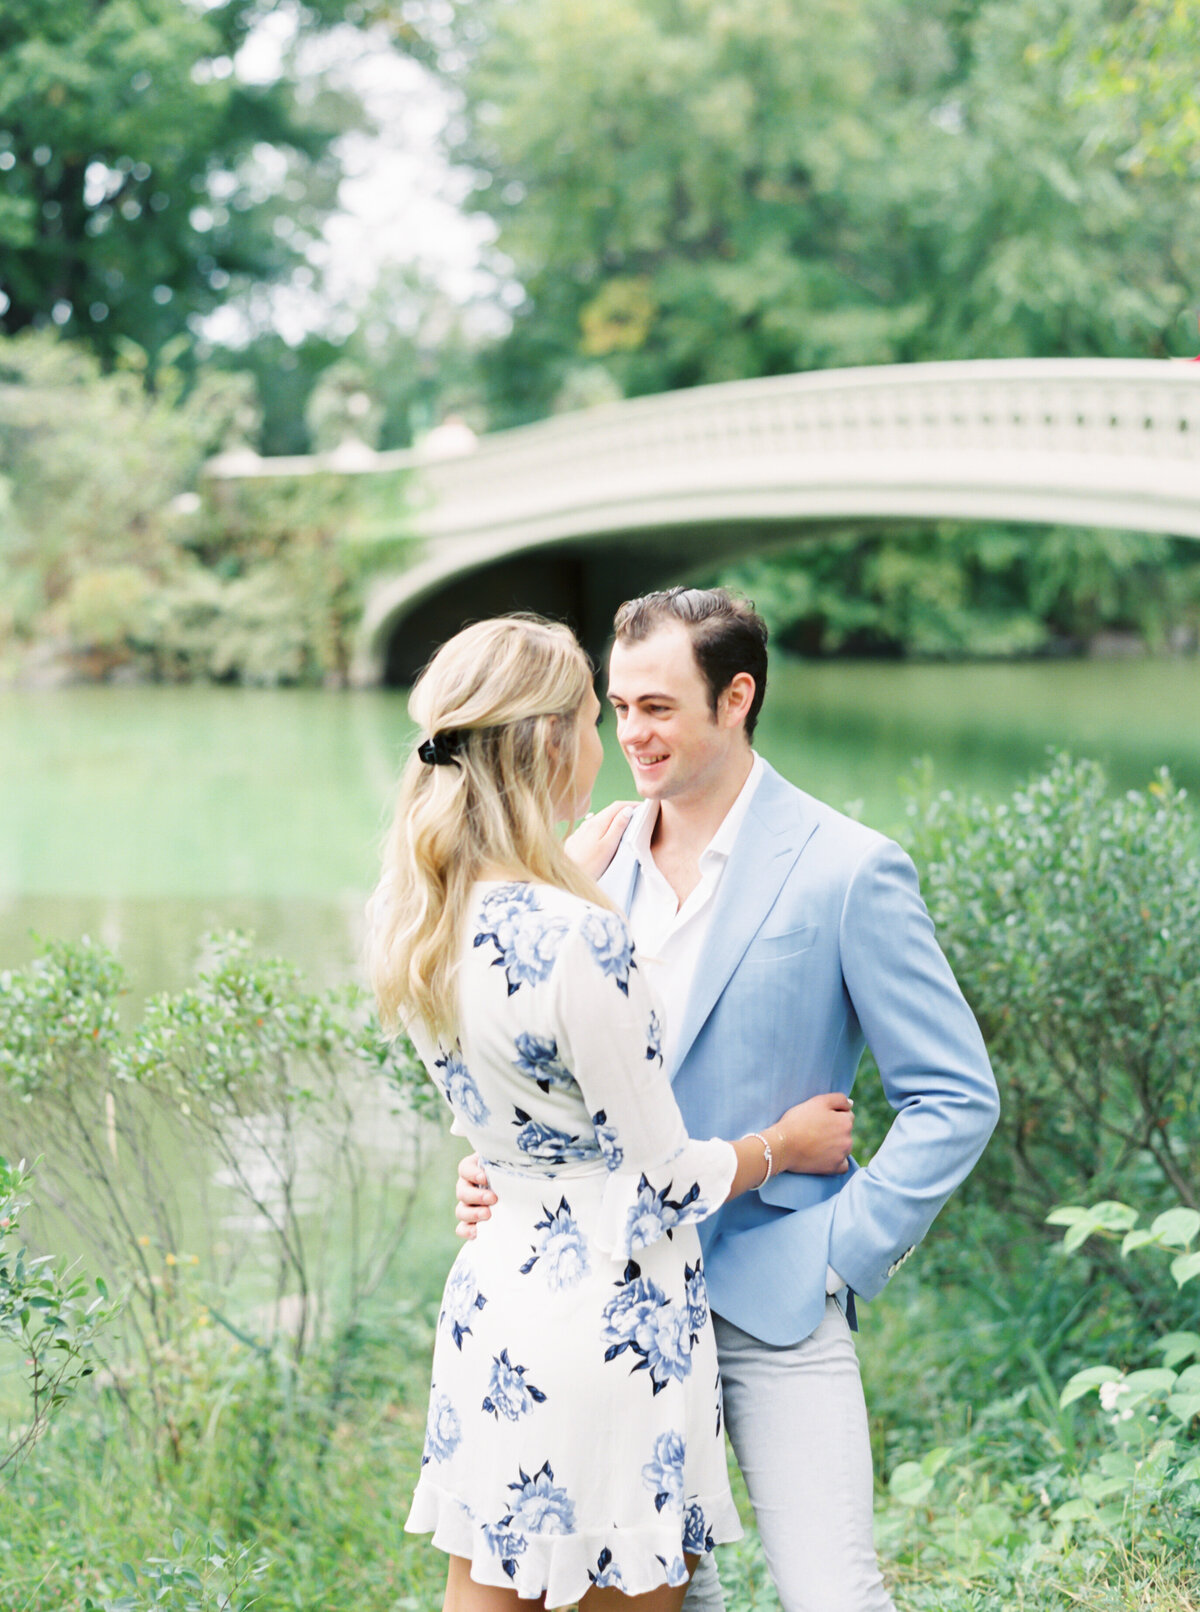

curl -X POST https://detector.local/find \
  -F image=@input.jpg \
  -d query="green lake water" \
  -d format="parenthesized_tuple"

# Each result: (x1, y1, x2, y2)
(3, 657, 1198, 993)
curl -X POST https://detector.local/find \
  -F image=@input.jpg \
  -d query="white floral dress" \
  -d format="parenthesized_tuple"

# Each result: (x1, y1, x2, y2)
(405, 881, 743, 1605)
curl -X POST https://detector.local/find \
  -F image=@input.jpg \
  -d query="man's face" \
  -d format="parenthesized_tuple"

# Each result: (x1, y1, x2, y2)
(606, 623, 748, 805)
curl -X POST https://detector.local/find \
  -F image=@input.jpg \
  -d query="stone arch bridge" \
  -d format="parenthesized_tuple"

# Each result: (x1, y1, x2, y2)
(207, 359, 1200, 685)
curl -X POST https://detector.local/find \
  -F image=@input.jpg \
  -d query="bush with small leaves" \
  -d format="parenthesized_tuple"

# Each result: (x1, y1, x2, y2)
(82, 1530, 269, 1612)
(1, 1156, 117, 1479)
(0, 932, 438, 1469)
(907, 756, 1199, 1232)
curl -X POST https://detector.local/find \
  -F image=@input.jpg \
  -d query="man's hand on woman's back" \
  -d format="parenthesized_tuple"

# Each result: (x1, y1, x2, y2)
(456, 1154, 495, 1239)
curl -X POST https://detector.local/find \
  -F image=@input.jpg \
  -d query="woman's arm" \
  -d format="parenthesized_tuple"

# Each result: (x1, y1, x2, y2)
(726, 1093, 854, 1199)
(455, 1084, 854, 1238)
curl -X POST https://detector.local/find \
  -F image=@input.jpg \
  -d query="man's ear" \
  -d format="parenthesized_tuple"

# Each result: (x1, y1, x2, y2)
(719, 672, 756, 730)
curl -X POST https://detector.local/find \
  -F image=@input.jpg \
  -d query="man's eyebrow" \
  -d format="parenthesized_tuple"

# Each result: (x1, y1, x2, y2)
(607, 691, 676, 704)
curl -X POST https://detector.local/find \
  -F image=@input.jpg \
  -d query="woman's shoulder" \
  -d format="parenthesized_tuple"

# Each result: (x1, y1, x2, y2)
(469, 880, 634, 987)
(472, 878, 617, 924)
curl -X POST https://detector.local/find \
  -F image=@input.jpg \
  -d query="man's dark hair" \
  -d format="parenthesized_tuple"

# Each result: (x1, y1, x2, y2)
(612, 587, 769, 741)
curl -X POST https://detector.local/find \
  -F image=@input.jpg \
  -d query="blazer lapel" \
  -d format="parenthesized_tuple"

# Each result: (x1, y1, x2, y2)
(670, 763, 820, 1073)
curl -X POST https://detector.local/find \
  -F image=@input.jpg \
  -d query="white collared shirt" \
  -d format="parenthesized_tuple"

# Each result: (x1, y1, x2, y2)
(624, 751, 846, 1299)
(626, 753, 764, 1073)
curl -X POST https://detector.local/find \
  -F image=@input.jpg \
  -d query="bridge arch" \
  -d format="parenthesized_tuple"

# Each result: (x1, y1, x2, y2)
(207, 358, 1200, 685)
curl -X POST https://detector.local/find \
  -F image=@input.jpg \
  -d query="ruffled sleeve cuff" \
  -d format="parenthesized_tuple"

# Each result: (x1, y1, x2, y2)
(592, 1138, 737, 1261)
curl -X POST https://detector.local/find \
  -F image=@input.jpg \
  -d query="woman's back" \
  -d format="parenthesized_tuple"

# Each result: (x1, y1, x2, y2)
(403, 878, 743, 1603)
(409, 881, 657, 1177)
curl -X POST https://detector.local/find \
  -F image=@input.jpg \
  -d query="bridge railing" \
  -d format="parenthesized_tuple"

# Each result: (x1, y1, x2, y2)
(412, 358, 1199, 543)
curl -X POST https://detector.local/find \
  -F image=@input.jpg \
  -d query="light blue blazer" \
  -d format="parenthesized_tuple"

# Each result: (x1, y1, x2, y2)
(598, 759, 1000, 1346)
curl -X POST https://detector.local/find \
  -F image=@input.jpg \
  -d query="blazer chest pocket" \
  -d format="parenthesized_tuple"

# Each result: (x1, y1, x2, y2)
(742, 923, 817, 964)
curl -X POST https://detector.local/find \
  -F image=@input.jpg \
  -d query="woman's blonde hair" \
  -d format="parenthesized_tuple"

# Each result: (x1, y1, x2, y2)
(368, 615, 609, 1039)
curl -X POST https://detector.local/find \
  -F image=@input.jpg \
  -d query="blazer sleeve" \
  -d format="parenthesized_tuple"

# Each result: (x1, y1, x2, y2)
(826, 838, 1000, 1300)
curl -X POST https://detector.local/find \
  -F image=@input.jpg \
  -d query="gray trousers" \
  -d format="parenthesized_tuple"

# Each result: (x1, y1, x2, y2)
(684, 1299, 896, 1612)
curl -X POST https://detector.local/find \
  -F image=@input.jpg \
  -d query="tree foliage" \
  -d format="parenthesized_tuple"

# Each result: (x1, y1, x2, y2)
(406, 0, 1200, 424)
(1076, 0, 1200, 178)
(0, 0, 353, 362)
(718, 523, 1200, 659)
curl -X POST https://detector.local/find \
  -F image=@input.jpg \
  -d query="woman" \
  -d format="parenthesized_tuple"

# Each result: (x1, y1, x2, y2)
(368, 616, 853, 1612)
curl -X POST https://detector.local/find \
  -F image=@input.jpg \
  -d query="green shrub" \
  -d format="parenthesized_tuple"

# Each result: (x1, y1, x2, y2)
(0, 933, 438, 1466)
(1, 1156, 116, 1479)
(1050, 1201, 1200, 1538)
(81, 1531, 270, 1612)
(0, 330, 409, 686)
(907, 756, 1199, 1233)
(134, 565, 315, 685)
(61, 565, 155, 657)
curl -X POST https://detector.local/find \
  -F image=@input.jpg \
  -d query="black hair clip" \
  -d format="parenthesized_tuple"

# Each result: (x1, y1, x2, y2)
(418, 730, 464, 766)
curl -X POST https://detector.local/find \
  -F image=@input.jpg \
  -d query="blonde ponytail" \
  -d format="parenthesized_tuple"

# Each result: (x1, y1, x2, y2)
(367, 616, 612, 1040)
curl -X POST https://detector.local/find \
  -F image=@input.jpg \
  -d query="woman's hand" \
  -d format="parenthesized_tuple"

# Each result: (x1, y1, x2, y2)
(770, 1092, 855, 1176)
(564, 801, 637, 879)
(455, 1153, 496, 1240)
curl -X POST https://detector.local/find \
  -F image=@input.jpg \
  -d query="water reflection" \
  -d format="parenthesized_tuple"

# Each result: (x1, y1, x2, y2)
(2, 660, 1197, 993)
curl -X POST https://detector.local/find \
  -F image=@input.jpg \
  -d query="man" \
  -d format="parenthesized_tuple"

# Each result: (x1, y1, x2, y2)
(458, 587, 1000, 1612)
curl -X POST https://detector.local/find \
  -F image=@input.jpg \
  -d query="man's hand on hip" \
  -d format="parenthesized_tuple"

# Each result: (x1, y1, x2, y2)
(455, 1153, 496, 1239)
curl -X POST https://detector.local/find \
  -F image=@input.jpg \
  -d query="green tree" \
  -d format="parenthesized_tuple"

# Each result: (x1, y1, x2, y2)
(0, 330, 247, 623)
(224, 265, 483, 457)
(1078, 0, 1200, 180)
(0, 0, 353, 364)
(717, 523, 1200, 659)
(399, 0, 1199, 424)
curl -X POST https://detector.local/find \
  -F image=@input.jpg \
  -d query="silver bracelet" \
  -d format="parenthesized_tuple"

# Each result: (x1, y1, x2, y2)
(748, 1131, 773, 1189)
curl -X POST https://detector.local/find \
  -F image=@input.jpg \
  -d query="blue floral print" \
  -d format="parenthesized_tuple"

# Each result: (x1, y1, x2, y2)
(482, 1521, 527, 1581)
(475, 884, 569, 995)
(482, 1349, 547, 1421)
(685, 1260, 709, 1344)
(601, 1260, 694, 1395)
(519, 1196, 590, 1289)
(422, 1390, 461, 1465)
(441, 1263, 487, 1350)
(592, 1108, 624, 1170)
(624, 1173, 705, 1251)
(642, 1429, 686, 1514)
(406, 881, 741, 1598)
(683, 1503, 714, 1555)
(656, 1555, 690, 1587)
(435, 1049, 490, 1126)
(587, 1548, 627, 1590)
(512, 1032, 575, 1093)
(511, 1107, 599, 1165)
(507, 1460, 577, 1533)
(579, 908, 636, 995)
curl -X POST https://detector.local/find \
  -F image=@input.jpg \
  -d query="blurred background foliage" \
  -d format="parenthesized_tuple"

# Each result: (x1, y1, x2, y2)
(399, 0, 1200, 417)
(0, 0, 353, 363)
(1, 0, 1199, 685)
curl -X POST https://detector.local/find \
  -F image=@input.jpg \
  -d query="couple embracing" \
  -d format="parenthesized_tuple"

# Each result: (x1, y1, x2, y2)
(368, 587, 999, 1612)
